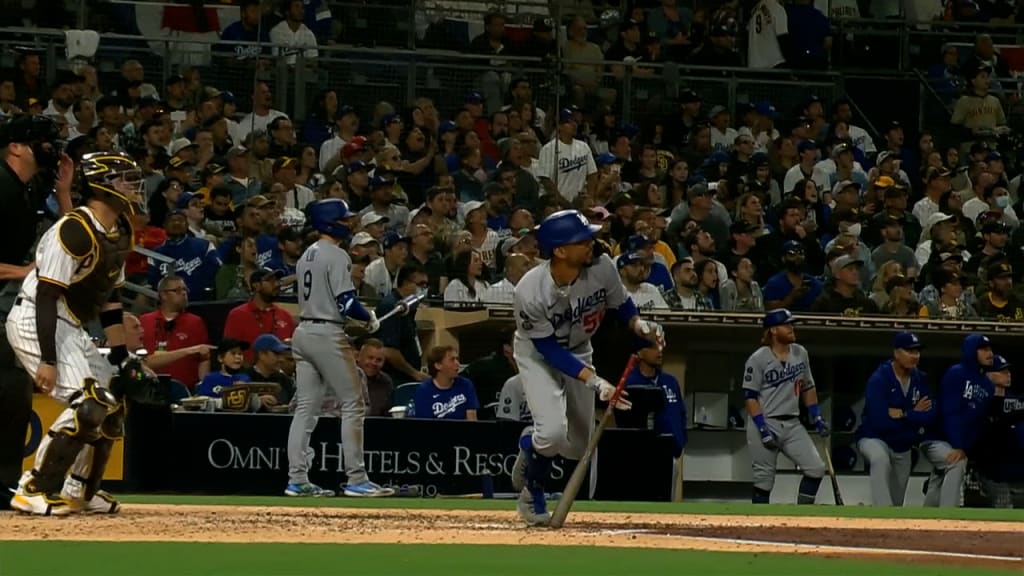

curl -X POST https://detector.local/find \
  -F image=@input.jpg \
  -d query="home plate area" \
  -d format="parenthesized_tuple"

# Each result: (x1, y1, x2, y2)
(3, 505, 1022, 570)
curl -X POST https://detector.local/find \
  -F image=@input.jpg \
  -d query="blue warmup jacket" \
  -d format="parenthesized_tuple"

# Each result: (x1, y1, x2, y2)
(856, 360, 936, 452)
(625, 365, 688, 457)
(148, 236, 221, 301)
(929, 334, 996, 452)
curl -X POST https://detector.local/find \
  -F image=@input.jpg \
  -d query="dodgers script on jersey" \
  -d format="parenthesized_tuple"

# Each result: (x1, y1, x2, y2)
(513, 254, 627, 353)
(537, 138, 597, 202)
(297, 239, 354, 322)
(742, 344, 815, 418)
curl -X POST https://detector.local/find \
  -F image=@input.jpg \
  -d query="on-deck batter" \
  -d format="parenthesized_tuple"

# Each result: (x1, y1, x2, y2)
(511, 209, 663, 526)
(743, 309, 828, 504)
(285, 198, 394, 498)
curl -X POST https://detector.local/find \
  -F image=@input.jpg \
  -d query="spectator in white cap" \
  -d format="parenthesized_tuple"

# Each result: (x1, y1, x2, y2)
(915, 213, 969, 268)
(361, 212, 389, 241)
(462, 200, 500, 273)
(365, 232, 409, 297)
(349, 231, 380, 260)
(868, 150, 910, 188)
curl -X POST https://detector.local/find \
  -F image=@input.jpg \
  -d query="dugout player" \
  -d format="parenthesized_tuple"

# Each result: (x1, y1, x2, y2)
(856, 331, 936, 506)
(510, 209, 663, 526)
(7, 151, 148, 515)
(0, 115, 71, 509)
(973, 355, 1024, 508)
(285, 198, 395, 498)
(743, 309, 829, 504)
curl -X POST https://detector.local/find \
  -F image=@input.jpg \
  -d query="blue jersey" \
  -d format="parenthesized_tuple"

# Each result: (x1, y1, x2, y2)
(148, 237, 221, 301)
(626, 366, 687, 457)
(856, 360, 936, 452)
(196, 371, 251, 398)
(762, 272, 822, 311)
(413, 376, 480, 420)
(930, 334, 996, 451)
(217, 234, 280, 269)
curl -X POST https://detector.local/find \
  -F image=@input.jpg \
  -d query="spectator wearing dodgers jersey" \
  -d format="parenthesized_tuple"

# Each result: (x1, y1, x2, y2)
(537, 108, 597, 203)
(413, 345, 479, 421)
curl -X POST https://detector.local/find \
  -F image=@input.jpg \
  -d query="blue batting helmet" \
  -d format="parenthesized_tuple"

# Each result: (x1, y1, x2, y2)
(535, 209, 602, 256)
(308, 198, 356, 239)
(762, 308, 795, 329)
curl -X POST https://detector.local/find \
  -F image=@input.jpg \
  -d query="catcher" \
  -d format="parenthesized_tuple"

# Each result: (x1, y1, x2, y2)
(7, 151, 161, 515)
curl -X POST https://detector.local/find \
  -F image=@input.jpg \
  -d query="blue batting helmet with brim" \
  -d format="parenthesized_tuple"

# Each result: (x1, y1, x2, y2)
(535, 209, 602, 256)
(309, 198, 356, 239)
(762, 308, 795, 329)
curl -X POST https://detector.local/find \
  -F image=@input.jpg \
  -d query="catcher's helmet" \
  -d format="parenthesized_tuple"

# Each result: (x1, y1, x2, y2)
(535, 209, 602, 256)
(79, 151, 146, 215)
(308, 198, 356, 239)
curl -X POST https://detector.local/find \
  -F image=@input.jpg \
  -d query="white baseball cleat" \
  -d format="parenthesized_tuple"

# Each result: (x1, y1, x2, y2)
(11, 488, 73, 516)
(77, 491, 121, 514)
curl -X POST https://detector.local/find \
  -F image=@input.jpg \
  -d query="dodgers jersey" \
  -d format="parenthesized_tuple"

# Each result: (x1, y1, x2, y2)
(742, 344, 815, 418)
(536, 138, 597, 202)
(297, 239, 354, 323)
(513, 254, 628, 353)
(413, 376, 479, 420)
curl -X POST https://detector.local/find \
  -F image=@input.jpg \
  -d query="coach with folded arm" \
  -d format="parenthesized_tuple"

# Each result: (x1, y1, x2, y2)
(856, 331, 935, 506)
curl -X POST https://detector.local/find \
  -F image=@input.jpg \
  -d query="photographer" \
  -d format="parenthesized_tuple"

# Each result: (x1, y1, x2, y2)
(0, 115, 72, 509)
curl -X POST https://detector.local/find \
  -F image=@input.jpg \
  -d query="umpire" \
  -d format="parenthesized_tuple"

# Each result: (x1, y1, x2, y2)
(0, 114, 67, 509)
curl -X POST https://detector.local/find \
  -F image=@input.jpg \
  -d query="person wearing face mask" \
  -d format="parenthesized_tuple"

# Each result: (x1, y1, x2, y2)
(871, 216, 919, 278)
(763, 241, 823, 311)
(824, 209, 874, 285)
(964, 184, 1019, 230)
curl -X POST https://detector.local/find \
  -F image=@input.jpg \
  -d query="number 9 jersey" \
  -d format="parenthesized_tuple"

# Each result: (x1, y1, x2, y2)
(513, 253, 627, 354)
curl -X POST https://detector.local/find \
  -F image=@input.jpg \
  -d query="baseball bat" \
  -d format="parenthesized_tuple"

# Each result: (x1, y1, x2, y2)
(822, 442, 844, 506)
(672, 453, 684, 503)
(549, 355, 637, 529)
(375, 293, 425, 324)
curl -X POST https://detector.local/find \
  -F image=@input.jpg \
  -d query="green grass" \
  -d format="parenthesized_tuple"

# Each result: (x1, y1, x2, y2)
(118, 494, 1024, 522)
(0, 542, 1017, 576)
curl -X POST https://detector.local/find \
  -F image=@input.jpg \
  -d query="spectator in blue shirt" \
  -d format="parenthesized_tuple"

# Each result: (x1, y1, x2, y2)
(762, 240, 822, 311)
(149, 208, 221, 301)
(216, 0, 271, 62)
(625, 341, 687, 458)
(413, 345, 479, 420)
(196, 338, 251, 397)
(786, 0, 831, 70)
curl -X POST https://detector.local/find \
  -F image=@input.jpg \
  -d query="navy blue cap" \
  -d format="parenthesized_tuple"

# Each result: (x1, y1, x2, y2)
(798, 139, 818, 153)
(988, 354, 1011, 372)
(986, 151, 1003, 162)
(596, 152, 620, 167)
(763, 309, 795, 329)
(383, 232, 410, 249)
(616, 251, 644, 270)
(624, 234, 653, 252)
(558, 108, 575, 124)
(464, 91, 484, 104)
(974, 333, 993, 348)
(249, 267, 284, 285)
(253, 333, 290, 354)
(175, 191, 199, 210)
(439, 120, 458, 135)
(336, 104, 356, 119)
(221, 90, 236, 104)
(370, 174, 395, 188)
(346, 160, 369, 173)
(893, 331, 923, 350)
(783, 240, 804, 254)
(755, 101, 777, 118)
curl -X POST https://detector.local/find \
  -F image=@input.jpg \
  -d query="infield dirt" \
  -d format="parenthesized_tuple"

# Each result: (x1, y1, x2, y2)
(2, 504, 1022, 570)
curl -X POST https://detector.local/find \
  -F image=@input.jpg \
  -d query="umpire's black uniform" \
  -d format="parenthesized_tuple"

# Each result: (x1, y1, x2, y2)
(0, 119, 51, 508)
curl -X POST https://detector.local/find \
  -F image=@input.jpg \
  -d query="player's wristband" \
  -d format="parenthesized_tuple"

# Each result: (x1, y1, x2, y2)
(752, 413, 767, 431)
(808, 404, 821, 422)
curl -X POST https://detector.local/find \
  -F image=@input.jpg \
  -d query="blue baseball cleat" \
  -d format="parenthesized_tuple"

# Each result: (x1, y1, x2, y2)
(343, 481, 396, 498)
(284, 482, 335, 497)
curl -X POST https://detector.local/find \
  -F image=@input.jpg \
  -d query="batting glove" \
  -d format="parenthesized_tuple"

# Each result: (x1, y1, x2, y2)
(634, 318, 665, 348)
(585, 373, 632, 410)
(365, 311, 380, 333)
(814, 417, 830, 438)
(759, 427, 778, 450)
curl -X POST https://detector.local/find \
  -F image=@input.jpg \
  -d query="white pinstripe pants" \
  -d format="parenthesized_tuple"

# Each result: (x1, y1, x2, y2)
(5, 302, 114, 484)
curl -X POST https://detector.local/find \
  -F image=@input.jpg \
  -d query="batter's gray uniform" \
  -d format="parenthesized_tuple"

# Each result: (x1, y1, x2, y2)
(286, 239, 368, 486)
(513, 254, 627, 459)
(743, 345, 826, 493)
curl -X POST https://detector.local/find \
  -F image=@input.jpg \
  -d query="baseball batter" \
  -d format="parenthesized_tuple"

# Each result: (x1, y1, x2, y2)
(285, 198, 394, 498)
(743, 309, 828, 504)
(8, 152, 148, 515)
(511, 209, 663, 526)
